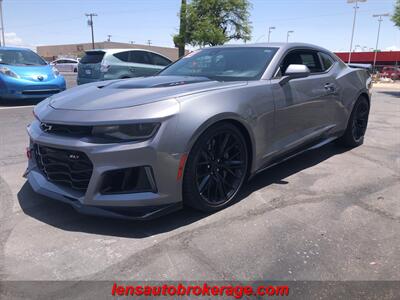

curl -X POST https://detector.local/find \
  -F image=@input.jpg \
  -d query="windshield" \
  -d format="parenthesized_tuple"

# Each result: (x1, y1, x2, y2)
(159, 47, 278, 81)
(0, 49, 47, 66)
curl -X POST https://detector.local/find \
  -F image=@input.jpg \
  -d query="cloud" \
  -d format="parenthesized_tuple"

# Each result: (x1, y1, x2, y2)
(4, 32, 34, 49)
(385, 45, 399, 51)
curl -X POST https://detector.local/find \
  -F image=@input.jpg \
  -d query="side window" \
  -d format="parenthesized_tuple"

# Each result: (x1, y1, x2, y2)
(113, 51, 130, 62)
(280, 50, 323, 75)
(129, 51, 151, 64)
(299, 52, 323, 73)
(150, 53, 171, 66)
(319, 52, 334, 71)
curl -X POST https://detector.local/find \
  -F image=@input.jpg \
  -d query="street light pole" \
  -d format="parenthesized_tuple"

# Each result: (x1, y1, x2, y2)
(267, 26, 275, 43)
(0, 0, 5, 46)
(286, 30, 294, 43)
(372, 13, 390, 71)
(85, 13, 97, 49)
(347, 0, 367, 63)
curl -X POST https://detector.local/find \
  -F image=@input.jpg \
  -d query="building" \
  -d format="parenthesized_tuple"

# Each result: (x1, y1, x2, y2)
(37, 42, 184, 62)
(334, 51, 400, 69)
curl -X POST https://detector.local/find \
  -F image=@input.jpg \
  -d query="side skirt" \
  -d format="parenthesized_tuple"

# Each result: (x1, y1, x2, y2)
(249, 135, 339, 180)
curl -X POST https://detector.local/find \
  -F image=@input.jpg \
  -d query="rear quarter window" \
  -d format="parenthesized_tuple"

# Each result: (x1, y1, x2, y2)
(80, 51, 105, 64)
(319, 52, 335, 71)
(113, 51, 130, 62)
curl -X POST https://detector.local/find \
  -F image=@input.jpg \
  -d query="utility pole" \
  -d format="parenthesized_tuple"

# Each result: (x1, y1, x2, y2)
(0, 0, 5, 46)
(107, 34, 111, 42)
(85, 13, 97, 49)
(147, 40, 152, 46)
(347, 0, 367, 63)
(372, 13, 390, 71)
(286, 30, 294, 43)
(267, 26, 275, 43)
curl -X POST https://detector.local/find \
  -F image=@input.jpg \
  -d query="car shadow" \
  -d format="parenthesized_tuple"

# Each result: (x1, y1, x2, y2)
(18, 143, 348, 238)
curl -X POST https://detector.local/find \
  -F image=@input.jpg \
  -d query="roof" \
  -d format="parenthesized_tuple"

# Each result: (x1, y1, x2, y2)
(84, 48, 171, 58)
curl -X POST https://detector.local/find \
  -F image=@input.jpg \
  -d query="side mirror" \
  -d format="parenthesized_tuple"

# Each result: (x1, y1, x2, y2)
(279, 64, 310, 86)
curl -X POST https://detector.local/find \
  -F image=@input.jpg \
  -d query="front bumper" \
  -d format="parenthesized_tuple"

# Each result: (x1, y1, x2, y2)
(0, 76, 66, 100)
(25, 114, 184, 220)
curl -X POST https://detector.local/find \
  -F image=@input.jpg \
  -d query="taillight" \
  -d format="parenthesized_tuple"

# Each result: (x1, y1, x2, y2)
(100, 64, 110, 73)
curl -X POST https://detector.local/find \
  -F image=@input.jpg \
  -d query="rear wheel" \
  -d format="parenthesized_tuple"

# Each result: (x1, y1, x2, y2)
(183, 122, 249, 212)
(338, 96, 370, 148)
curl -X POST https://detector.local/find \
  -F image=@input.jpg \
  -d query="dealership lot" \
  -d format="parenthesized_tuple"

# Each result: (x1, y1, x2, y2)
(0, 86, 399, 281)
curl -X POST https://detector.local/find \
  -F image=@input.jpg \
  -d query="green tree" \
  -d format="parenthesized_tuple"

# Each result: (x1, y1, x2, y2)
(392, 0, 400, 28)
(174, 0, 252, 51)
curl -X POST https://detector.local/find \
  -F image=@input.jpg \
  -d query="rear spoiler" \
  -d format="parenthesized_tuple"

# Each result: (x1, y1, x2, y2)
(347, 63, 373, 73)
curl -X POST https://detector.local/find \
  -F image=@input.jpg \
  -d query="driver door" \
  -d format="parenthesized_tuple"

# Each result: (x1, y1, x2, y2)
(269, 49, 339, 156)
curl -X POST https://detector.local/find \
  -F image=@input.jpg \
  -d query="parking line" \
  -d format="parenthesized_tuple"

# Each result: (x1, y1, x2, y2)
(0, 105, 35, 110)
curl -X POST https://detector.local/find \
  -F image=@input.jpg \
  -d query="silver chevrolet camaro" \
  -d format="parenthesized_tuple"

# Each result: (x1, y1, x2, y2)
(25, 43, 371, 219)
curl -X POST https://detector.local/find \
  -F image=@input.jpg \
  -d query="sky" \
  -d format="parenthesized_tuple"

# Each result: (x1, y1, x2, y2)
(3, 0, 399, 53)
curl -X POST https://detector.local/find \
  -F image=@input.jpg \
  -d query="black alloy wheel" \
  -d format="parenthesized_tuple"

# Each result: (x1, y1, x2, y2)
(183, 122, 249, 212)
(351, 99, 369, 142)
(339, 96, 370, 147)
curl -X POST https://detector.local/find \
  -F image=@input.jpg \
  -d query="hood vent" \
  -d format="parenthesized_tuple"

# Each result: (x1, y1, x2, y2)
(109, 75, 212, 89)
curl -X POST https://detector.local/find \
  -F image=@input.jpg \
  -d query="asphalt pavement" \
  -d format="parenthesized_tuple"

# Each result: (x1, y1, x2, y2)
(0, 86, 399, 284)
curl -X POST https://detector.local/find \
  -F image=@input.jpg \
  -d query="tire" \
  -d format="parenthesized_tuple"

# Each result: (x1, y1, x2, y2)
(338, 96, 370, 148)
(183, 122, 249, 212)
(73, 68, 77, 73)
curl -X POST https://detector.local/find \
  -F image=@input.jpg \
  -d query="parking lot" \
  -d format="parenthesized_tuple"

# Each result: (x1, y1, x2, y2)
(0, 83, 399, 283)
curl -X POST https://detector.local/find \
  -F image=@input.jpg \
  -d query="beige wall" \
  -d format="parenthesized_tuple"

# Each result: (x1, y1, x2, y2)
(37, 42, 186, 61)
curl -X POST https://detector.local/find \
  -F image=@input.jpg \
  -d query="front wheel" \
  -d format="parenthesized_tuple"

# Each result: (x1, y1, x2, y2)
(338, 96, 370, 148)
(183, 122, 249, 212)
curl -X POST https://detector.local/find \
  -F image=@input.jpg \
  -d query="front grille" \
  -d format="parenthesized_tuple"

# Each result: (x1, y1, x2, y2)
(40, 122, 93, 137)
(34, 144, 93, 191)
(22, 89, 60, 95)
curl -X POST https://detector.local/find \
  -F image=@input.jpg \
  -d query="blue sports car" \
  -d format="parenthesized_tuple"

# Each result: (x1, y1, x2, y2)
(0, 47, 66, 101)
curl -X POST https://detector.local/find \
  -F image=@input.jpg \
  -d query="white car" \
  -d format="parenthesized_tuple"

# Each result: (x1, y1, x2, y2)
(50, 58, 79, 73)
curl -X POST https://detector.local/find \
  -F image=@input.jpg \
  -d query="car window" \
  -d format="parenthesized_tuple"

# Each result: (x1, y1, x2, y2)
(65, 59, 76, 63)
(281, 50, 323, 74)
(0, 49, 47, 66)
(149, 53, 171, 66)
(80, 51, 105, 64)
(319, 52, 335, 71)
(159, 47, 278, 81)
(129, 51, 151, 64)
(113, 51, 130, 62)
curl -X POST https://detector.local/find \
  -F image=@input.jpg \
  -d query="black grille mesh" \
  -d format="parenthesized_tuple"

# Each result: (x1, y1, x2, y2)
(34, 144, 93, 191)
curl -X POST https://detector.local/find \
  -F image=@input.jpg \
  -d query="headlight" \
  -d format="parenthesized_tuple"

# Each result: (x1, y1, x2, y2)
(91, 123, 160, 142)
(0, 67, 20, 78)
(52, 66, 60, 77)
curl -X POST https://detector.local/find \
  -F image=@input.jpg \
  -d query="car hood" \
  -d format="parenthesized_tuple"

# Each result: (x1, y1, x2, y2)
(49, 76, 247, 110)
(4, 65, 57, 82)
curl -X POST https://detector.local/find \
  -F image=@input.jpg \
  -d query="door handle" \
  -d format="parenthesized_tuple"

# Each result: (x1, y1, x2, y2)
(324, 83, 336, 93)
(129, 67, 135, 72)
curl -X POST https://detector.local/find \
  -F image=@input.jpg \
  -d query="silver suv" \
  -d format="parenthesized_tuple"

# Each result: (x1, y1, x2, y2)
(77, 48, 172, 85)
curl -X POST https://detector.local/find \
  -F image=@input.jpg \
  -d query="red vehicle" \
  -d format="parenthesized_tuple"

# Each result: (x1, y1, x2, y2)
(382, 66, 400, 80)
